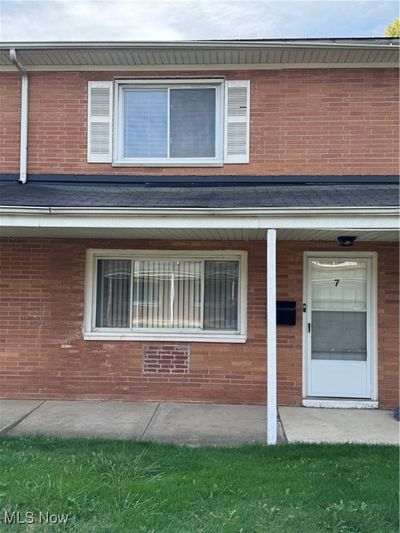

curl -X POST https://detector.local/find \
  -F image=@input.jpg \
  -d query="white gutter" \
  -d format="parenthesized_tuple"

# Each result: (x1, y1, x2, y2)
(0, 206, 398, 216)
(9, 49, 28, 184)
(1, 40, 398, 50)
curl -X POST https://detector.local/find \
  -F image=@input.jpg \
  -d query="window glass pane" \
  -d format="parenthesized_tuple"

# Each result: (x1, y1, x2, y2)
(170, 89, 216, 158)
(204, 261, 239, 330)
(173, 260, 202, 328)
(123, 89, 167, 158)
(311, 311, 367, 361)
(132, 260, 202, 329)
(311, 259, 367, 311)
(133, 260, 172, 328)
(311, 259, 368, 361)
(96, 259, 131, 327)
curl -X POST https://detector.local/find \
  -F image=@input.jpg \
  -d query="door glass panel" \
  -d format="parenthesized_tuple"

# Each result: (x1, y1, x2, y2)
(311, 259, 367, 361)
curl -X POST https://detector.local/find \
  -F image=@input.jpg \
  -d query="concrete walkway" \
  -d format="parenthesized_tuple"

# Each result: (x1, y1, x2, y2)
(279, 406, 399, 445)
(0, 400, 281, 446)
(0, 400, 398, 445)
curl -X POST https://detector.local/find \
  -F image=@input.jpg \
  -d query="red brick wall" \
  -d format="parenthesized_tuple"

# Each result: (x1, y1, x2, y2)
(0, 68, 398, 176)
(276, 241, 400, 408)
(143, 345, 190, 374)
(0, 74, 20, 173)
(0, 237, 398, 408)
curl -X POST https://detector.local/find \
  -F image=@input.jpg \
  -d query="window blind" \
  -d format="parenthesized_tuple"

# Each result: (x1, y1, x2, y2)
(95, 258, 239, 331)
(204, 261, 239, 330)
(123, 89, 168, 158)
(96, 259, 131, 327)
(122, 87, 217, 160)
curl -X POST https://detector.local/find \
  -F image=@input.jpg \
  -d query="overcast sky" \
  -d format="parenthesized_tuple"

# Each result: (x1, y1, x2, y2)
(0, 0, 398, 42)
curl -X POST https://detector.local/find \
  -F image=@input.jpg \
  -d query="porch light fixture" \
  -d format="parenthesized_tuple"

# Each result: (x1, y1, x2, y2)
(337, 236, 357, 247)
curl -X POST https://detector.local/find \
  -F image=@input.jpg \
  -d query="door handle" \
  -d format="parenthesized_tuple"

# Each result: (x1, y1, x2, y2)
(308, 322, 311, 334)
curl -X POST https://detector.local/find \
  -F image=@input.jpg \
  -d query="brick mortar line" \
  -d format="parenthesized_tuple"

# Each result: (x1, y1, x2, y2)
(140, 403, 161, 441)
(0, 400, 47, 435)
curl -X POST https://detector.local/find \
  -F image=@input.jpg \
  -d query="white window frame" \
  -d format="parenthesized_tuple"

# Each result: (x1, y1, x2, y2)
(112, 78, 224, 167)
(84, 249, 247, 343)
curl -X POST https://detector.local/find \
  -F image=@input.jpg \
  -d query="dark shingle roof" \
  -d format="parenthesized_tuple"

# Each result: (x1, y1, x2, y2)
(0, 177, 398, 209)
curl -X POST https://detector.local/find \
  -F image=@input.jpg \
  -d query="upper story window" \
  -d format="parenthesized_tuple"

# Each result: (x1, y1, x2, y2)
(117, 82, 223, 165)
(87, 79, 250, 167)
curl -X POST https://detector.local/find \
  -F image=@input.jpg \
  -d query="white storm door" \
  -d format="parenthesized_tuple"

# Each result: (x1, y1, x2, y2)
(306, 256, 373, 398)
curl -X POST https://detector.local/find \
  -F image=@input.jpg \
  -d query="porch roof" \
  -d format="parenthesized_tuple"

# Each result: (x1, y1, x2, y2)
(0, 175, 398, 210)
(1, 175, 398, 242)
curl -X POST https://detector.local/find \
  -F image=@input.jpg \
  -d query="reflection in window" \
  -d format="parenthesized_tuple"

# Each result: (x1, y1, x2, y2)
(95, 258, 240, 332)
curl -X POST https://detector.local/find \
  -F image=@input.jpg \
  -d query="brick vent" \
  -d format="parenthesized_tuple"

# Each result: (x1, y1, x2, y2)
(143, 345, 190, 374)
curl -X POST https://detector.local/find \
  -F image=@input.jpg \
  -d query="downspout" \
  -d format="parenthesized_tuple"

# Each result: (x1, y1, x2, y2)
(9, 49, 28, 184)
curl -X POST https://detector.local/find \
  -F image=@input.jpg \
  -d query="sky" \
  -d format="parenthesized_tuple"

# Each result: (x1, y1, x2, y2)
(0, 0, 398, 42)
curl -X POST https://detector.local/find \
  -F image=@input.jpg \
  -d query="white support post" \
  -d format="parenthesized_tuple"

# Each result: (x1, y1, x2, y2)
(267, 229, 277, 445)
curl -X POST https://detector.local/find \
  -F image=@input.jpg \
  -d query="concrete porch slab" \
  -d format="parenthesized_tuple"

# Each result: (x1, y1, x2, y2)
(7, 400, 159, 439)
(279, 406, 399, 444)
(0, 400, 44, 433)
(143, 402, 275, 446)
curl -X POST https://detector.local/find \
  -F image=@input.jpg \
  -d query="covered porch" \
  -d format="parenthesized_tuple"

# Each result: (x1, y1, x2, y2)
(1, 199, 398, 445)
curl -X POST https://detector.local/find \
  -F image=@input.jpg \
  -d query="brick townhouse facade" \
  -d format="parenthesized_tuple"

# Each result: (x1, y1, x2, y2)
(0, 39, 398, 443)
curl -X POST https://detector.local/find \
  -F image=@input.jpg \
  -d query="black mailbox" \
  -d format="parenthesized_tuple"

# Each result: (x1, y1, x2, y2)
(276, 301, 296, 326)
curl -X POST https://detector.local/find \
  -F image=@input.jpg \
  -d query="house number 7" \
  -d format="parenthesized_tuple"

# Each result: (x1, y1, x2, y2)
(334, 279, 340, 287)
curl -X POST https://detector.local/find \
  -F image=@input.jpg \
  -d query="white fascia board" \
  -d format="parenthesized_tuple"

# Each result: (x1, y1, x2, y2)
(1, 40, 398, 50)
(51, 206, 399, 215)
(0, 206, 397, 215)
(1, 62, 398, 73)
(0, 211, 398, 232)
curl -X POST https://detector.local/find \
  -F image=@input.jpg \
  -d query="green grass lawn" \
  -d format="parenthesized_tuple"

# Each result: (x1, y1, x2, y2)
(0, 436, 398, 532)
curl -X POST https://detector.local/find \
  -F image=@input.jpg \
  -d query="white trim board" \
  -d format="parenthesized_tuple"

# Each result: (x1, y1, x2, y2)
(1, 206, 397, 215)
(1, 63, 398, 73)
(0, 212, 398, 233)
(83, 332, 247, 343)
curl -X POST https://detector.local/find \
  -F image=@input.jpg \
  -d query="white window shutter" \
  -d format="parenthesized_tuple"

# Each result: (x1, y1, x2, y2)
(87, 81, 113, 163)
(224, 80, 250, 164)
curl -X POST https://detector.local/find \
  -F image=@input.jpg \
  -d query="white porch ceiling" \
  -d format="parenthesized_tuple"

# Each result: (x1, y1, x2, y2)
(278, 229, 399, 242)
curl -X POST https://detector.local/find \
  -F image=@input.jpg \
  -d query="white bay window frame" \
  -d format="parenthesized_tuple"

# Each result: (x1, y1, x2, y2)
(113, 78, 224, 167)
(84, 249, 247, 342)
